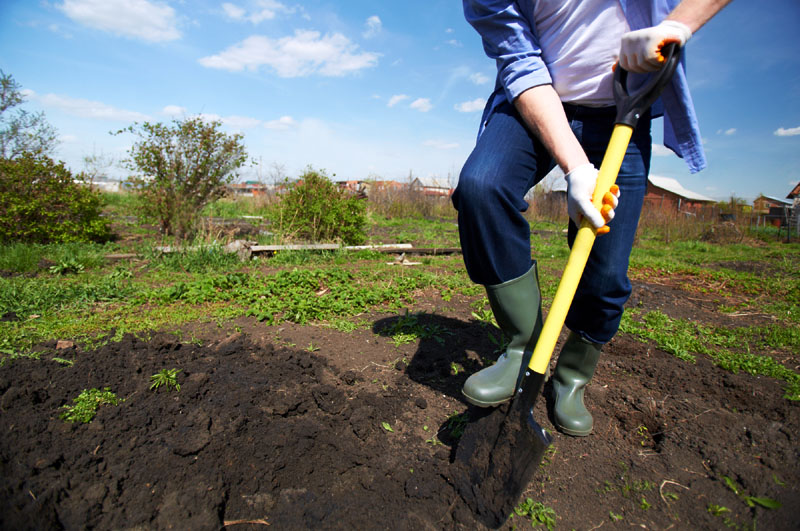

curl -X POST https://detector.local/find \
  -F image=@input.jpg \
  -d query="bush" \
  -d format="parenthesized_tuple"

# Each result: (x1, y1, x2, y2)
(117, 117, 248, 239)
(0, 154, 110, 243)
(274, 169, 366, 245)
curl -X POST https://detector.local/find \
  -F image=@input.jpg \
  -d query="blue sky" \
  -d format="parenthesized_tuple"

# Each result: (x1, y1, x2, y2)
(1, 0, 798, 202)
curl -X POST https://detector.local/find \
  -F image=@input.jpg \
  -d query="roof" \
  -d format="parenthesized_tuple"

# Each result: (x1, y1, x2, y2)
(648, 175, 715, 202)
(788, 182, 800, 199)
(411, 176, 452, 189)
(757, 195, 793, 206)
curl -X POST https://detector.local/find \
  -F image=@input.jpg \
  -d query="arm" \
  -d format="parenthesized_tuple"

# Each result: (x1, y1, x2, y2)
(666, 0, 732, 33)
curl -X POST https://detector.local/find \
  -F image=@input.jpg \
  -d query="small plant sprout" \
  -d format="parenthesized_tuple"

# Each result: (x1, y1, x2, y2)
(305, 342, 320, 352)
(513, 498, 556, 531)
(150, 368, 182, 392)
(60, 388, 121, 423)
(381, 421, 394, 433)
(609, 511, 623, 522)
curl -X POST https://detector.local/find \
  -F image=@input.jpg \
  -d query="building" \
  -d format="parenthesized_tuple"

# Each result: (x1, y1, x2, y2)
(644, 175, 715, 213)
(409, 176, 453, 198)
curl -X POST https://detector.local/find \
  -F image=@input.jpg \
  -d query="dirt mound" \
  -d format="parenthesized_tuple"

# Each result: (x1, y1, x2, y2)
(1, 317, 798, 530)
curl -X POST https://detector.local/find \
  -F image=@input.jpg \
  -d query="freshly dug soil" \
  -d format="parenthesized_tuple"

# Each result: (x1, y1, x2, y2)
(1, 284, 798, 530)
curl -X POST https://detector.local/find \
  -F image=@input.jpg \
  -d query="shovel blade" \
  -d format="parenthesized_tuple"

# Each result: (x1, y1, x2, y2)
(452, 372, 552, 528)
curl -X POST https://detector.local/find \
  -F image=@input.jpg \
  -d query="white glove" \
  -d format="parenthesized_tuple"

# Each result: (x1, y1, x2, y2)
(619, 20, 691, 73)
(565, 164, 620, 232)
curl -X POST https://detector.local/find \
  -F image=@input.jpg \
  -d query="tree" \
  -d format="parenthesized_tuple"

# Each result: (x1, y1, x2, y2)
(0, 70, 59, 159)
(117, 117, 248, 238)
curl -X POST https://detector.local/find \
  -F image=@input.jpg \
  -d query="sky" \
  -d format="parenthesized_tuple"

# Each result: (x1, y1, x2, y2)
(1, 0, 798, 202)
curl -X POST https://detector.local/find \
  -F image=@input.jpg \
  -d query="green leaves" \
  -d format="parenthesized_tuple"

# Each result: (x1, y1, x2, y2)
(116, 117, 248, 239)
(59, 387, 121, 423)
(273, 168, 367, 245)
(150, 368, 182, 392)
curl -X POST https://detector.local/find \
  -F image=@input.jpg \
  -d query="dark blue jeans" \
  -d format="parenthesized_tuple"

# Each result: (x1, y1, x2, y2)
(452, 101, 652, 344)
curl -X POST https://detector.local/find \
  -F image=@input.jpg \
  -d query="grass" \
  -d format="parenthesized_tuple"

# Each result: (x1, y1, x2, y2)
(620, 309, 800, 400)
(2, 193, 798, 407)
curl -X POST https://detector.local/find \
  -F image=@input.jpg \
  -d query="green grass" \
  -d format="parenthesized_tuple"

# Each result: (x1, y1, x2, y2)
(620, 309, 800, 400)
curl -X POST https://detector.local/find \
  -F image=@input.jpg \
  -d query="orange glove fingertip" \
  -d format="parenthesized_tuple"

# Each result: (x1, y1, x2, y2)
(597, 225, 611, 235)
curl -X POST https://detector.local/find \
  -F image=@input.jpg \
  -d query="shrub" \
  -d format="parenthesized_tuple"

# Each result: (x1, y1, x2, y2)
(274, 168, 366, 245)
(117, 117, 248, 239)
(0, 154, 111, 243)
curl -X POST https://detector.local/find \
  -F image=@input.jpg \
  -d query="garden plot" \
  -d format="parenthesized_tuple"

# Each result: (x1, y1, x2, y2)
(1, 280, 797, 530)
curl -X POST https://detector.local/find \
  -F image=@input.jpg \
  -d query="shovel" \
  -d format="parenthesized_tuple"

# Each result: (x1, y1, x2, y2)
(452, 43, 682, 528)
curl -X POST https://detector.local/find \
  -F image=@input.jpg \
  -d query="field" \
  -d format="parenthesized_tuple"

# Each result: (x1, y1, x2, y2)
(1, 195, 798, 530)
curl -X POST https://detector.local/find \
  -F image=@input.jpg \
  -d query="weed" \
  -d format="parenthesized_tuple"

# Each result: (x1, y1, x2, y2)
(49, 258, 85, 275)
(445, 411, 469, 439)
(305, 342, 320, 352)
(513, 498, 556, 531)
(60, 387, 121, 423)
(382, 309, 451, 347)
(639, 496, 652, 510)
(51, 357, 74, 366)
(381, 422, 394, 433)
(609, 511, 624, 522)
(150, 368, 181, 392)
(722, 475, 782, 510)
(707, 504, 730, 517)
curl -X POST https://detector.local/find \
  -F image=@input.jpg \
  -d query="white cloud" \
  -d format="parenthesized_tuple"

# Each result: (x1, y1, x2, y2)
(410, 98, 433, 112)
(652, 144, 673, 157)
(264, 116, 296, 130)
(198, 30, 379, 77)
(774, 126, 800, 137)
(424, 139, 459, 150)
(716, 128, 737, 135)
(162, 105, 187, 116)
(363, 15, 382, 39)
(446, 40, 462, 47)
(222, 1, 289, 24)
(38, 93, 150, 122)
(387, 94, 409, 107)
(469, 72, 490, 85)
(211, 114, 262, 130)
(455, 98, 485, 113)
(57, 0, 181, 42)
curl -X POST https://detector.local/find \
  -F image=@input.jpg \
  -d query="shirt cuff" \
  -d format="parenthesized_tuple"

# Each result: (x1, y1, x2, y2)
(502, 57, 553, 102)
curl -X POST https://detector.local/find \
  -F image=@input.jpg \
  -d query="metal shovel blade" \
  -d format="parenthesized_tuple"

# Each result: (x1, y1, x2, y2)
(451, 371, 552, 528)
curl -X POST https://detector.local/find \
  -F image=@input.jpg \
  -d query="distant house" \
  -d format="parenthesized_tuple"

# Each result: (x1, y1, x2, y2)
(337, 180, 404, 198)
(788, 182, 800, 206)
(227, 181, 270, 196)
(409, 176, 453, 198)
(644, 175, 715, 212)
(753, 194, 792, 214)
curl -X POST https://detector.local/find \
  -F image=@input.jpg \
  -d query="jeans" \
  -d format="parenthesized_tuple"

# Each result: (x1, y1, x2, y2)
(452, 101, 652, 344)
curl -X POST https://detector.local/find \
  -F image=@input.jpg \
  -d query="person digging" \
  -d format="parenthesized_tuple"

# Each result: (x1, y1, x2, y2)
(454, 0, 730, 437)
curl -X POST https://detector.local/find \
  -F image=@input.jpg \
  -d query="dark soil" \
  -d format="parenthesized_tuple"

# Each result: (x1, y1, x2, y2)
(1, 282, 798, 530)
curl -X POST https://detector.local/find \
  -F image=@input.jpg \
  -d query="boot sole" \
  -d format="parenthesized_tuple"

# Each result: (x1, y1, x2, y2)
(556, 424, 592, 437)
(461, 391, 511, 408)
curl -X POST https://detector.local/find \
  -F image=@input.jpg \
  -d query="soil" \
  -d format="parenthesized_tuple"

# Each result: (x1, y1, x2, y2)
(1, 261, 798, 530)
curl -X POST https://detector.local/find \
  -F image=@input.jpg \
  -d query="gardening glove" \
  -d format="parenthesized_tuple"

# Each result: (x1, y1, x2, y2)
(565, 163, 620, 235)
(619, 20, 691, 73)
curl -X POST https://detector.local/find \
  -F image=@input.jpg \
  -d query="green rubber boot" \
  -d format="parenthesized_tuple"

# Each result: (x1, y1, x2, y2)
(552, 332, 602, 436)
(462, 264, 543, 407)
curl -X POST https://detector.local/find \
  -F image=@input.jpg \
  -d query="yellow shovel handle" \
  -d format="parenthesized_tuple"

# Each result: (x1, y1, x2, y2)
(528, 123, 634, 375)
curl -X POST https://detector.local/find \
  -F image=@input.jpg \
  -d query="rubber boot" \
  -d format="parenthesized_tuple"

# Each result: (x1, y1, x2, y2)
(552, 332, 602, 436)
(462, 264, 543, 407)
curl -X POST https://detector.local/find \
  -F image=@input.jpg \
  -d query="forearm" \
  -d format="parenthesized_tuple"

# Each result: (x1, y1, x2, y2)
(513, 85, 588, 173)
(666, 0, 732, 32)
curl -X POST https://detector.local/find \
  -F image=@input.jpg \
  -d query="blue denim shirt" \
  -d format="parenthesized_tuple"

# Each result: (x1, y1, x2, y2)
(464, 0, 706, 173)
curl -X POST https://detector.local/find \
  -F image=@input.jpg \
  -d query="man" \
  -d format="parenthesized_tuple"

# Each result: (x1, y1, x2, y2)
(454, 0, 730, 436)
